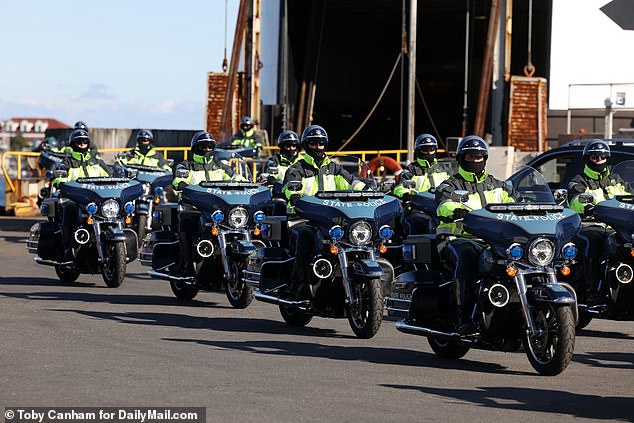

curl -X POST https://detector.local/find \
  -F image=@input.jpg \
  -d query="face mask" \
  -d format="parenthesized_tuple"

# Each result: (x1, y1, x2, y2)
(416, 151, 436, 164)
(461, 160, 486, 175)
(587, 161, 608, 174)
(138, 143, 151, 154)
(281, 146, 298, 160)
(73, 144, 89, 154)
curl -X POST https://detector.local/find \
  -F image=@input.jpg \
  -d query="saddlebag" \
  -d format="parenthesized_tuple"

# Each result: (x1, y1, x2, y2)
(152, 204, 179, 229)
(408, 272, 453, 326)
(245, 247, 293, 292)
(37, 221, 63, 260)
(402, 234, 439, 265)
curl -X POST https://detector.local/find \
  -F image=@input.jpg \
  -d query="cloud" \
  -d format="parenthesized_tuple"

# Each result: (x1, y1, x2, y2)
(77, 83, 115, 101)
(155, 99, 177, 114)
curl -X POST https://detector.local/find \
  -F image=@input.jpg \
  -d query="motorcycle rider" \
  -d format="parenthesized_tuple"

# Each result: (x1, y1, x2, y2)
(393, 133, 450, 235)
(60, 121, 100, 158)
(568, 140, 631, 303)
(228, 116, 264, 153)
(436, 135, 514, 334)
(263, 130, 302, 183)
(118, 129, 171, 171)
(171, 131, 242, 276)
(282, 124, 365, 296)
(52, 129, 113, 259)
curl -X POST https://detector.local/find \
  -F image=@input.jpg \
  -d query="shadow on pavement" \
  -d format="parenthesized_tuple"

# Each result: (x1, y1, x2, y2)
(380, 385, 634, 421)
(573, 351, 634, 370)
(577, 328, 634, 340)
(0, 276, 98, 288)
(162, 337, 535, 376)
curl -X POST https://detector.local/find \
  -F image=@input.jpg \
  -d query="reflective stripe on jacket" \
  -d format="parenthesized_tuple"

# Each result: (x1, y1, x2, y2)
(172, 154, 238, 188)
(393, 159, 449, 198)
(229, 129, 263, 149)
(568, 165, 630, 213)
(120, 147, 171, 170)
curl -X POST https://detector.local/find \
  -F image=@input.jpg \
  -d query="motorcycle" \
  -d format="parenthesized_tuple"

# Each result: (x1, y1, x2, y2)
(114, 161, 174, 246)
(385, 167, 581, 375)
(27, 173, 143, 287)
(139, 158, 271, 308)
(244, 156, 402, 338)
(570, 159, 634, 328)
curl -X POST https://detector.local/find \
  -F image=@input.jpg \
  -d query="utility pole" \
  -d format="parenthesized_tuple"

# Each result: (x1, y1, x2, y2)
(406, 0, 417, 163)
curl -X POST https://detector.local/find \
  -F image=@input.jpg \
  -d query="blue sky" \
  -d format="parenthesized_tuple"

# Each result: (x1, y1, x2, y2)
(1, 0, 239, 130)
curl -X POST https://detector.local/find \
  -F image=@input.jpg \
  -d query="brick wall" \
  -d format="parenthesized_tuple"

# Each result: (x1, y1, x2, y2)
(507, 76, 548, 152)
(206, 72, 228, 138)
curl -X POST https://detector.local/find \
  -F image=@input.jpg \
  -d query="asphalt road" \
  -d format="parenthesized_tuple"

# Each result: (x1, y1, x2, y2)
(1, 218, 633, 422)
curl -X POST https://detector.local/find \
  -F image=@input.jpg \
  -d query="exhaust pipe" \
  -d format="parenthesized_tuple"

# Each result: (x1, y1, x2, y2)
(312, 258, 333, 279)
(196, 239, 214, 258)
(254, 291, 311, 311)
(394, 321, 476, 344)
(147, 269, 195, 283)
(487, 283, 510, 307)
(615, 263, 633, 284)
(73, 228, 90, 245)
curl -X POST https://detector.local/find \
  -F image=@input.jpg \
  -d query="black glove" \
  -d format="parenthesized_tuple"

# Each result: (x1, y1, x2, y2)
(267, 175, 278, 186)
(583, 203, 595, 215)
(401, 192, 414, 203)
(453, 208, 469, 220)
(289, 194, 301, 206)
(177, 181, 189, 191)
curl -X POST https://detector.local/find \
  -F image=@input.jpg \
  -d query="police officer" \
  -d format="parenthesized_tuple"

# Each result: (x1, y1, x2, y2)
(61, 121, 100, 158)
(393, 133, 450, 235)
(228, 116, 264, 152)
(171, 131, 240, 276)
(264, 130, 302, 183)
(568, 140, 631, 303)
(282, 125, 365, 297)
(436, 135, 514, 333)
(53, 129, 112, 259)
(118, 129, 171, 170)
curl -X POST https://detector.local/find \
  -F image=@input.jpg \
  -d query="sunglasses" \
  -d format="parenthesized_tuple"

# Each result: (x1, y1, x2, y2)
(199, 143, 214, 150)
(282, 145, 297, 149)
(589, 154, 607, 161)
(307, 141, 327, 146)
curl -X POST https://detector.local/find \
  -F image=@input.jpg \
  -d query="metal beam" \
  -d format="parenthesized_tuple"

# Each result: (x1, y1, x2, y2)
(406, 0, 417, 163)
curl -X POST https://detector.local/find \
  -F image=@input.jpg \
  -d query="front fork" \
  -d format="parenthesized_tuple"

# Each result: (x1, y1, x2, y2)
(91, 221, 124, 263)
(514, 270, 559, 337)
(217, 230, 249, 280)
(337, 249, 376, 305)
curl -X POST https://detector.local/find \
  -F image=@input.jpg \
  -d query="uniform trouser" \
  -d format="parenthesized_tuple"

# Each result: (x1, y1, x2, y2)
(61, 201, 81, 254)
(574, 224, 609, 297)
(441, 238, 484, 321)
(177, 208, 202, 274)
(289, 222, 321, 288)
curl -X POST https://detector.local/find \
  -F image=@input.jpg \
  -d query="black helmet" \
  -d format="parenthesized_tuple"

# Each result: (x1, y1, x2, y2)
(301, 125, 329, 160)
(136, 129, 154, 143)
(240, 116, 254, 132)
(44, 137, 62, 151)
(74, 121, 88, 131)
(190, 131, 216, 156)
(69, 129, 91, 153)
(583, 140, 611, 173)
(277, 130, 300, 160)
(456, 135, 488, 175)
(414, 133, 438, 164)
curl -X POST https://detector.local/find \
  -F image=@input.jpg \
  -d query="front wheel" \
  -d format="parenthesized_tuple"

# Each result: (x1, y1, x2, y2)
(428, 337, 470, 359)
(55, 264, 80, 283)
(525, 303, 575, 376)
(101, 242, 127, 288)
(347, 278, 383, 339)
(225, 261, 253, 308)
(170, 280, 199, 300)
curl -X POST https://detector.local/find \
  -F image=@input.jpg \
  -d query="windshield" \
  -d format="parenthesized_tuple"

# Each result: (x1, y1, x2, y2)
(325, 155, 377, 191)
(505, 165, 555, 203)
(225, 154, 254, 182)
(610, 160, 634, 189)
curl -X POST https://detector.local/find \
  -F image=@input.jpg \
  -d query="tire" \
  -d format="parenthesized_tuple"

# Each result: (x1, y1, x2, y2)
(136, 214, 148, 248)
(525, 303, 575, 376)
(576, 313, 593, 330)
(225, 261, 253, 309)
(428, 337, 470, 359)
(55, 264, 80, 283)
(347, 278, 383, 339)
(101, 242, 127, 288)
(279, 305, 313, 327)
(170, 280, 199, 300)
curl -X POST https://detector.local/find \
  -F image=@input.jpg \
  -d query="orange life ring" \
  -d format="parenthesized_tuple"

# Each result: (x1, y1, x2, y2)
(368, 156, 402, 176)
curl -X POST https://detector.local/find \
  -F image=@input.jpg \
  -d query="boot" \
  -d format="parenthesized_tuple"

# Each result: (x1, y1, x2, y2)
(454, 278, 475, 335)
(173, 232, 194, 276)
(288, 254, 310, 298)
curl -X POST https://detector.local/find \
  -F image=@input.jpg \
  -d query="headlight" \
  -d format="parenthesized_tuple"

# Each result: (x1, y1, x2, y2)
(86, 202, 98, 214)
(142, 183, 151, 196)
(254, 211, 265, 223)
(228, 207, 248, 228)
(212, 210, 224, 223)
(155, 187, 164, 196)
(507, 243, 523, 260)
(379, 225, 393, 239)
(349, 221, 373, 245)
(124, 201, 135, 213)
(329, 225, 344, 240)
(528, 238, 555, 266)
(562, 242, 577, 260)
(101, 199, 120, 218)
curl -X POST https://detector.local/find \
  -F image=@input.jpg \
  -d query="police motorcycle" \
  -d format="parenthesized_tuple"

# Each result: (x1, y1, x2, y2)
(244, 156, 402, 338)
(571, 160, 634, 328)
(385, 167, 580, 375)
(114, 157, 174, 246)
(139, 157, 271, 308)
(27, 171, 143, 287)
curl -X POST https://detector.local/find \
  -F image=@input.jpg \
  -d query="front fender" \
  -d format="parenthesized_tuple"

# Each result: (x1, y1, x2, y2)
(528, 283, 576, 305)
(102, 227, 127, 242)
(350, 259, 384, 278)
(227, 240, 257, 257)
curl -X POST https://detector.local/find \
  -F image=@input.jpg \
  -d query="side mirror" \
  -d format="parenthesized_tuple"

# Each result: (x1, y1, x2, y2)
(53, 169, 68, 179)
(175, 168, 190, 179)
(451, 189, 470, 203)
(554, 189, 568, 205)
(268, 165, 279, 175)
(126, 168, 139, 179)
(402, 179, 416, 189)
(381, 180, 395, 193)
(578, 193, 594, 204)
(259, 172, 270, 183)
(286, 180, 303, 192)
(167, 158, 175, 167)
